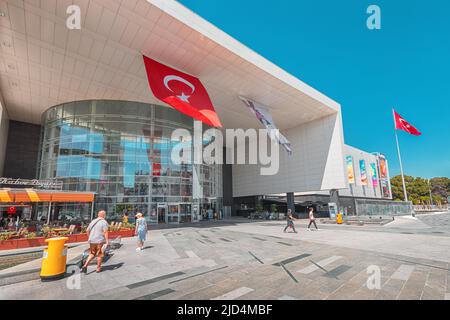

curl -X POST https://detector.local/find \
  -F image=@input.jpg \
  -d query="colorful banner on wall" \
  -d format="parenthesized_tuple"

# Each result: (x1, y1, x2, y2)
(359, 159, 368, 186)
(239, 96, 292, 155)
(345, 156, 355, 184)
(370, 162, 378, 187)
(378, 154, 391, 198)
(379, 156, 388, 179)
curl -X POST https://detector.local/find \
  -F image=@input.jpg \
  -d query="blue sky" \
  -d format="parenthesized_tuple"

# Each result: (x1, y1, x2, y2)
(178, 0, 450, 178)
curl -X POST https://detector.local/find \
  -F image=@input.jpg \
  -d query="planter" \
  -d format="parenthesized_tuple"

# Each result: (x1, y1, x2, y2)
(0, 239, 17, 250)
(16, 237, 47, 249)
(65, 233, 88, 244)
(0, 237, 46, 250)
(0, 228, 135, 250)
(110, 229, 135, 238)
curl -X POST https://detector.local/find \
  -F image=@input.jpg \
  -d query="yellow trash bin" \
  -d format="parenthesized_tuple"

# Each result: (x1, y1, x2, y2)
(337, 213, 343, 224)
(40, 237, 69, 281)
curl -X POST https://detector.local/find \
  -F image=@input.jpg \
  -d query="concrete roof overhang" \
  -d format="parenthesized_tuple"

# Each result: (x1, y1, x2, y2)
(0, 0, 340, 129)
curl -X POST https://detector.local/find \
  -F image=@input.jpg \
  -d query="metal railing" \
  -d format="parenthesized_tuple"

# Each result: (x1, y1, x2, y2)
(355, 199, 413, 216)
(413, 205, 449, 212)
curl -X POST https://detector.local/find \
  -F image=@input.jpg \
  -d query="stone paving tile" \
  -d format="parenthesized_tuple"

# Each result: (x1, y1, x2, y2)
(176, 284, 226, 300)
(397, 270, 428, 300)
(1, 222, 449, 300)
(351, 283, 379, 300)
(135, 288, 176, 300)
(88, 285, 130, 299)
(374, 279, 406, 300)
(425, 269, 447, 292)
(446, 265, 450, 294)
(325, 283, 364, 300)
(420, 270, 447, 300)
(421, 284, 446, 300)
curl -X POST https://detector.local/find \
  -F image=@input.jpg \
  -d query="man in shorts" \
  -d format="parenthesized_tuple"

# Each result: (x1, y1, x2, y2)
(81, 210, 109, 273)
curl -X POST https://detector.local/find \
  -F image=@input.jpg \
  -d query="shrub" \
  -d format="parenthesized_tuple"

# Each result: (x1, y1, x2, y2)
(0, 233, 11, 241)
(255, 202, 264, 213)
(24, 232, 37, 239)
(270, 204, 278, 213)
(121, 222, 135, 230)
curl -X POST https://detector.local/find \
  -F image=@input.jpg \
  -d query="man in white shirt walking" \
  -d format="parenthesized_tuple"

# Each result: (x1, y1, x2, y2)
(81, 210, 109, 273)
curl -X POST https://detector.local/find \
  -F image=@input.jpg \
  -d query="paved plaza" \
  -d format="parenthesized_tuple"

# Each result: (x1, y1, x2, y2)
(0, 212, 450, 300)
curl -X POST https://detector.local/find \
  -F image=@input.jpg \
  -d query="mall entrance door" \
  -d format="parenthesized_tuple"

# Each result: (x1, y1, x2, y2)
(155, 203, 193, 224)
(157, 204, 167, 224)
(167, 203, 180, 224)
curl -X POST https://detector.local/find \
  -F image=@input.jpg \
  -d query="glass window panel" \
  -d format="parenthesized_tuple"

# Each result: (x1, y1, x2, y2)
(39, 100, 223, 221)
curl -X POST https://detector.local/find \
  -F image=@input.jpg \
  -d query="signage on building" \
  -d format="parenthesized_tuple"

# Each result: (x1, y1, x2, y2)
(370, 162, 378, 187)
(0, 178, 63, 189)
(359, 160, 368, 186)
(345, 155, 355, 184)
(7, 206, 16, 215)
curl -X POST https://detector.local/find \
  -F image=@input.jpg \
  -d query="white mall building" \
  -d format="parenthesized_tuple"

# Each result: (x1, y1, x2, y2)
(0, 0, 400, 224)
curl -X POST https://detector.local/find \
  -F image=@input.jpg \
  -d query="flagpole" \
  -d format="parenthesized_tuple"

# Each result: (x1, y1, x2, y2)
(393, 109, 408, 203)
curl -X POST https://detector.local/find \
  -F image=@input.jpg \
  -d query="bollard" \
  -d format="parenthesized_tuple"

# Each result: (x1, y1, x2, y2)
(336, 213, 343, 225)
(40, 237, 69, 281)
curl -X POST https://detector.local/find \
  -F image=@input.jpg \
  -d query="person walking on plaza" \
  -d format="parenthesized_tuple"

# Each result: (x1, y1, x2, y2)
(122, 212, 129, 224)
(283, 209, 297, 233)
(135, 212, 148, 251)
(307, 207, 319, 231)
(81, 210, 109, 274)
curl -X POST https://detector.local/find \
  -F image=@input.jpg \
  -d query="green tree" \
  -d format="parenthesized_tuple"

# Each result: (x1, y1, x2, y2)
(430, 177, 450, 202)
(390, 175, 449, 204)
(255, 202, 263, 213)
(270, 204, 278, 213)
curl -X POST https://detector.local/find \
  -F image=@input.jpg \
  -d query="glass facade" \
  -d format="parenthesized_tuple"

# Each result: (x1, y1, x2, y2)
(38, 100, 222, 224)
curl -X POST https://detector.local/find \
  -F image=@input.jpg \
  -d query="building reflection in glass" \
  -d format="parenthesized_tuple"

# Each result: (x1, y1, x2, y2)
(38, 100, 222, 224)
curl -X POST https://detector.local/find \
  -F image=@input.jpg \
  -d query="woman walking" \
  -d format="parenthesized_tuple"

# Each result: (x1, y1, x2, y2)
(307, 207, 319, 231)
(283, 209, 297, 233)
(135, 213, 148, 251)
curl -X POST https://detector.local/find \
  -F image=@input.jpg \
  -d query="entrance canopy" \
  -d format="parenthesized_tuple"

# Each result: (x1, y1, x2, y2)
(0, 188, 94, 203)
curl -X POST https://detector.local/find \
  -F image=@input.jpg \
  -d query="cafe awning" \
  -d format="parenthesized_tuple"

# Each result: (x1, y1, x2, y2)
(0, 188, 95, 203)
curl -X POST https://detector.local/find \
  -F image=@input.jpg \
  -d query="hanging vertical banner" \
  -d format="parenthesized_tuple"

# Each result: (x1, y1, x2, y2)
(370, 162, 378, 187)
(239, 96, 292, 155)
(359, 159, 368, 186)
(379, 156, 388, 180)
(378, 154, 391, 198)
(345, 155, 355, 184)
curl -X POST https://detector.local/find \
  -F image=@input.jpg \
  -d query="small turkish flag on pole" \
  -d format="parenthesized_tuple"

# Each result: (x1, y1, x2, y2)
(393, 110, 421, 136)
(143, 55, 222, 127)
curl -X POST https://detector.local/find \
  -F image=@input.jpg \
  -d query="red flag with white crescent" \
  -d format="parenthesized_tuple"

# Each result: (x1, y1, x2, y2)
(143, 55, 222, 128)
(393, 110, 421, 136)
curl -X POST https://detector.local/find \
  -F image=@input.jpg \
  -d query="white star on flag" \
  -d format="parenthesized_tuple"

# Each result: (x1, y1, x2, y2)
(177, 92, 190, 102)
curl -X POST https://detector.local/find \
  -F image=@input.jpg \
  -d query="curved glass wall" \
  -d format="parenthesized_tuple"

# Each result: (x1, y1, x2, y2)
(38, 100, 222, 224)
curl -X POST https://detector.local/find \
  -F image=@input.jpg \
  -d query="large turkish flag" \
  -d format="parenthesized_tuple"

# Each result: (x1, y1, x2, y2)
(143, 55, 222, 127)
(393, 110, 421, 136)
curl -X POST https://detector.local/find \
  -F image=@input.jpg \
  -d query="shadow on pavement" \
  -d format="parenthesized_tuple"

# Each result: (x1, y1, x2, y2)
(101, 262, 124, 272)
